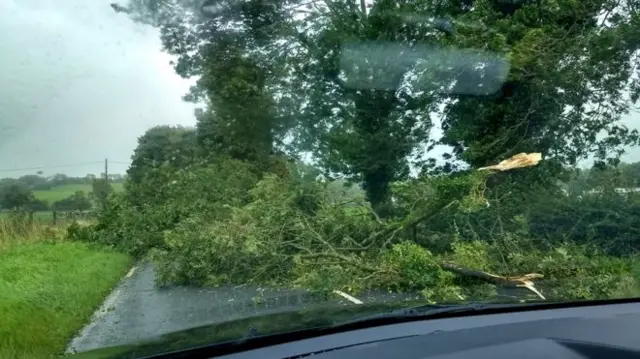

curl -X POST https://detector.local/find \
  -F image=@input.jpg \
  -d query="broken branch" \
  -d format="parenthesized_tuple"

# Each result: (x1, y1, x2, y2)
(439, 262, 546, 300)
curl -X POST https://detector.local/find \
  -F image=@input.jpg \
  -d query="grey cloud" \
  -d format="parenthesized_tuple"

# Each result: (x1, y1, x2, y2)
(0, 0, 196, 177)
(1, 0, 639, 179)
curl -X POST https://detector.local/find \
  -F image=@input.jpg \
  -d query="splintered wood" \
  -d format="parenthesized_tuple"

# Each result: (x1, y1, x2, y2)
(439, 262, 546, 300)
(444, 152, 545, 299)
(331, 152, 548, 304)
(478, 152, 543, 172)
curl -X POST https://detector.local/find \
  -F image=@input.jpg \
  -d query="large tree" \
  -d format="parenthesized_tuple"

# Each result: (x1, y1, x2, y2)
(125, 125, 197, 206)
(127, 125, 197, 185)
(53, 191, 92, 211)
(113, 0, 446, 214)
(112, 0, 640, 214)
(17, 175, 49, 190)
(0, 183, 35, 210)
(113, 0, 297, 166)
(438, 0, 640, 171)
(287, 0, 445, 215)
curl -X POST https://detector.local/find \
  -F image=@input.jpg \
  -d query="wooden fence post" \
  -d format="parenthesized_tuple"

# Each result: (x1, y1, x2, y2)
(52, 211, 57, 225)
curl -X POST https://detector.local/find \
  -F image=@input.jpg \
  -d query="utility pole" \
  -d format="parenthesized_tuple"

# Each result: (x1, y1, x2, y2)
(104, 158, 109, 191)
(103, 158, 109, 209)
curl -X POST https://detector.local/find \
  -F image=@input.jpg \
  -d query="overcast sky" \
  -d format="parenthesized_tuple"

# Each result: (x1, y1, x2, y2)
(1, 0, 639, 178)
(0, 0, 196, 177)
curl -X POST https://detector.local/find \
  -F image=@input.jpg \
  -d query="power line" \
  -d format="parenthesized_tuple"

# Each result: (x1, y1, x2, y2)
(0, 161, 105, 173)
(0, 159, 132, 173)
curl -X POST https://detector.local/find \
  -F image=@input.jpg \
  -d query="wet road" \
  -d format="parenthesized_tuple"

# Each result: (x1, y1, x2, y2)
(66, 262, 323, 354)
(66, 262, 425, 354)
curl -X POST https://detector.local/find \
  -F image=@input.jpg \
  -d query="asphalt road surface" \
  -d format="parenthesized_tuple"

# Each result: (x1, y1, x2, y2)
(65, 260, 539, 354)
(66, 262, 426, 354)
(66, 262, 323, 354)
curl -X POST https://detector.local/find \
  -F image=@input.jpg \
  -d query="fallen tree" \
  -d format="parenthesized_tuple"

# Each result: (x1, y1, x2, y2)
(89, 152, 635, 303)
(299, 153, 548, 300)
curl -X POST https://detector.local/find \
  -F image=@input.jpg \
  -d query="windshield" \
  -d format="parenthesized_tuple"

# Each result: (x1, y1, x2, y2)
(2, 0, 640, 357)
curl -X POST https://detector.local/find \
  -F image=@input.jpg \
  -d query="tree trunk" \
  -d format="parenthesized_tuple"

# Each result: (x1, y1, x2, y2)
(363, 168, 393, 218)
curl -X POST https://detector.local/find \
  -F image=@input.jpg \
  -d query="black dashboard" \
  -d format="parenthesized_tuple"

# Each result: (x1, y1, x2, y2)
(216, 301, 640, 359)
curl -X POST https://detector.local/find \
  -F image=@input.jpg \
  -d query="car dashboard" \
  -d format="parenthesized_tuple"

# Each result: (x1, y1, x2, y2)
(212, 300, 640, 359)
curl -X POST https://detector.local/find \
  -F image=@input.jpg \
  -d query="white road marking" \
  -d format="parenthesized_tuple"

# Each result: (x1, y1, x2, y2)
(125, 266, 137, 278)
(333, 290, 363, 304)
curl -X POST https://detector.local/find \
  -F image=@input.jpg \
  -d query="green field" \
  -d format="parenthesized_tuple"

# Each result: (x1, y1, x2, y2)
(0, 241, 131, 359)
(33, 183, 124, 204)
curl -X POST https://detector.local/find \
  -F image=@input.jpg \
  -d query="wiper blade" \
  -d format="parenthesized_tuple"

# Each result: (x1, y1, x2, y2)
(334, 301, 552, 328)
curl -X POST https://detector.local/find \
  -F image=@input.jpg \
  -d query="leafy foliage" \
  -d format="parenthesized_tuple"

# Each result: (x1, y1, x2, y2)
(83, 0, 640, 305)
(80, 156, 640, 302)
(125, 125, 197, 206)
(0, 183, 35, 210)
(25, 198, 49, 212)
(115, 0, 640, 213)
(440, 0, 640, 170)
(52, 191, 92, 211)
(91, 178, 113, 208)
(127, 126, 197, 185)
(88, 158, 259, 258)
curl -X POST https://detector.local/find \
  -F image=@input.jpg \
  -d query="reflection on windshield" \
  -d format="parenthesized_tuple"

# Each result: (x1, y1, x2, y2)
(1, 0, 640, 357)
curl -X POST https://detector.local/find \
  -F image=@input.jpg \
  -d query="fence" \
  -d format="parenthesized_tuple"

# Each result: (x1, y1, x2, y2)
(0, 210, 96, 225)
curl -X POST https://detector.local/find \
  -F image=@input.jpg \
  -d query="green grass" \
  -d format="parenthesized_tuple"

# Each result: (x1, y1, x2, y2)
(0, 241, 132, 359)
(33, 184, 93, 203)
(33, 183, 124, 204)
(0, 218, 60, 250)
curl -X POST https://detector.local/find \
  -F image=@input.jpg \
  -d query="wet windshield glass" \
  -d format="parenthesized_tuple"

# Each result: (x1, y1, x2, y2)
(2, 0, 640, 357)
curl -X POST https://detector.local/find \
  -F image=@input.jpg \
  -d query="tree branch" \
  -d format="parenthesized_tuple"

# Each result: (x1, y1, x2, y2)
(439, 262, 546, 299)
(298, 252, 383, 273)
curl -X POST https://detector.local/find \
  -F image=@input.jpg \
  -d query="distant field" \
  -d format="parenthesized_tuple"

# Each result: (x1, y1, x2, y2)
(33, 183, 124, 204)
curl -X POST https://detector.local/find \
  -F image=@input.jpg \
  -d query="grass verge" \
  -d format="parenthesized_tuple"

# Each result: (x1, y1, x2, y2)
(0, 241, 132, 359)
